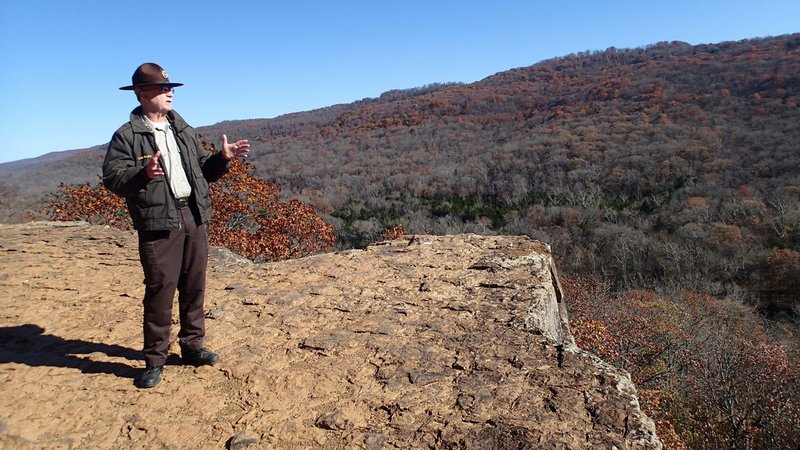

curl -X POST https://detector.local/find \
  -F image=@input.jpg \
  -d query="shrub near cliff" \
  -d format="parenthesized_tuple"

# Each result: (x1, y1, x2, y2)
(206, 156, 336, 262)
(48, 140, 335, 262)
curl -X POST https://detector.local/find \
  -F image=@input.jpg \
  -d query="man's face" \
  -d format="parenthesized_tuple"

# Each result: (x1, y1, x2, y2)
(137, 86, 174, 115)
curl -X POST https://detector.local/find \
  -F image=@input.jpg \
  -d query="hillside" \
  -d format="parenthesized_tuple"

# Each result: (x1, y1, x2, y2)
(1, 33, 799, 302)
(195, 34, 800, 306)
(0, 144, 106, 222)
(0, 222, 660, 449)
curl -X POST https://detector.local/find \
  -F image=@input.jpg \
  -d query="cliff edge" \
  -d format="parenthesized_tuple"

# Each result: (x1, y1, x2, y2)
(0, 222, 660, 449)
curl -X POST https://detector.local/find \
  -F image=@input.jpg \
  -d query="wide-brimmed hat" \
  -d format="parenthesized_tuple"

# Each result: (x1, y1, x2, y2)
(119, 62, 184, 90)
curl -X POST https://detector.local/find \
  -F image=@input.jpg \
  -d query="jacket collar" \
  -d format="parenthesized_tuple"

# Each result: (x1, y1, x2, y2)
(129, 106, 190, 134)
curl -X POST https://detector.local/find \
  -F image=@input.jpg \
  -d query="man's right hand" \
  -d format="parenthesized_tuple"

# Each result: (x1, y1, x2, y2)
(146, 151, 164, 179)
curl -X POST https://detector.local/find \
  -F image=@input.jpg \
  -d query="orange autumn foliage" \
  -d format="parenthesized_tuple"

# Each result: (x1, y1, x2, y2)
(207, 157, 336, 262)
(48, 142, 336, 262)
(563, 276, 800, 450)
(383, 223, 407, 240)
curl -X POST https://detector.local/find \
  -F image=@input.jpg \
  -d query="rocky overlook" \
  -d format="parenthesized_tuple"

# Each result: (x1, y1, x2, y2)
(0, 222, 660, 449)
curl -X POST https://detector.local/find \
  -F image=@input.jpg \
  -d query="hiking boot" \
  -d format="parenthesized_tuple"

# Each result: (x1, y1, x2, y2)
(137, 365, 163, 388)
(182, 348, 220, 366)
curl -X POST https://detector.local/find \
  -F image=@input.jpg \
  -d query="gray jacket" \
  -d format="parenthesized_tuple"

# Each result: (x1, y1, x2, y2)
(102, 107, 229, 230)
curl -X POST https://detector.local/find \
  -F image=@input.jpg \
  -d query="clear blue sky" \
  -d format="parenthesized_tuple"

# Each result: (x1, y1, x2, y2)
(0, 1, 798, 164)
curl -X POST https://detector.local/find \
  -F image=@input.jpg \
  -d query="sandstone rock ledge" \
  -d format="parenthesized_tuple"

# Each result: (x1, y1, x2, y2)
(0, 222, 661, 449)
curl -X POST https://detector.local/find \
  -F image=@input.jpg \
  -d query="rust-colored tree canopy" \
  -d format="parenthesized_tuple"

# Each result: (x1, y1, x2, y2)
(48, 144, 335, 263)
(206, 157, 336, 262)
(564, 276, 800, 450)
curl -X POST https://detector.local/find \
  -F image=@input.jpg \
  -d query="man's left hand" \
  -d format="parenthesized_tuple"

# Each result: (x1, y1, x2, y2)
(221, 134, 250, 160)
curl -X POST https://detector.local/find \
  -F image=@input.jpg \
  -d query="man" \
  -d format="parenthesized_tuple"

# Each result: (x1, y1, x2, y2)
(103, 62, 250, 388)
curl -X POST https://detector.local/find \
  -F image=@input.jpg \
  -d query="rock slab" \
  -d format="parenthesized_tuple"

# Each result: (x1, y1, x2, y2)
(0, 222, 660, 449)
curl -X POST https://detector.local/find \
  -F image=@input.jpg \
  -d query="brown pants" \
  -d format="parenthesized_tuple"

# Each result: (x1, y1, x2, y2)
(137, 206, 208, 367)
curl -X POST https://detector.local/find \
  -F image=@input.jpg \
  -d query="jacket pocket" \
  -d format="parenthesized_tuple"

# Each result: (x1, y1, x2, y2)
(136, 177, 166, 208)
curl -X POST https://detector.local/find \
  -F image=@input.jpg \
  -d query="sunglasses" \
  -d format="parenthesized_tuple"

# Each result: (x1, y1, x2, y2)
(140, 86, 174, 94)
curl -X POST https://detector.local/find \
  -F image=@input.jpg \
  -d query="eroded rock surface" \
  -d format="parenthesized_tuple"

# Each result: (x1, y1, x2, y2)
(0, 222, 660, 449)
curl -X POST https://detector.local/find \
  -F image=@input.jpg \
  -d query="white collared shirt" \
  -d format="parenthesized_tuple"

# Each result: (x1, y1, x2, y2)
(143, 116, 192, 199)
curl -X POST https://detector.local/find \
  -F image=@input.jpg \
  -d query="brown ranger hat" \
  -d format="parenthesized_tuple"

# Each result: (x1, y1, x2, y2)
(119, 62, 184, 90)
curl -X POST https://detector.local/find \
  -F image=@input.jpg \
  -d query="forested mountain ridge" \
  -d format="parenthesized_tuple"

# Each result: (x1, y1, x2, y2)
(201, 33, 800, 306)
(2, 33, 799, 306)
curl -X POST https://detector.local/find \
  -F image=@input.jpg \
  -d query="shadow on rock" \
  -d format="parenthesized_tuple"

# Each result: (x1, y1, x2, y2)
(0, 324, 140, 379)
